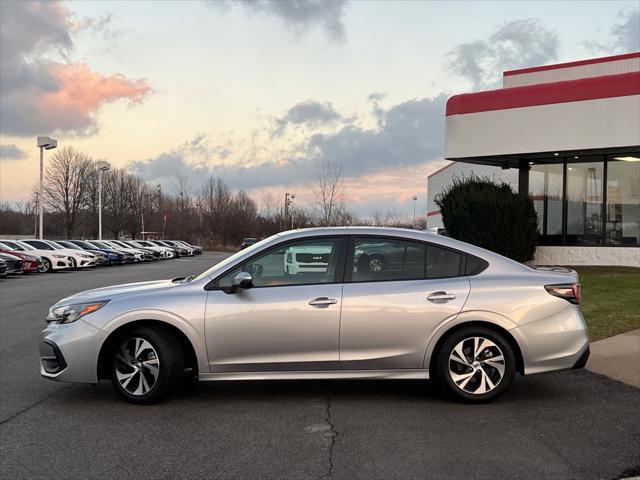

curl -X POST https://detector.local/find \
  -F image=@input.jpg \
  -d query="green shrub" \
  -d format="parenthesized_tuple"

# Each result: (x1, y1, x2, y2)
(435, 176, 538, 262)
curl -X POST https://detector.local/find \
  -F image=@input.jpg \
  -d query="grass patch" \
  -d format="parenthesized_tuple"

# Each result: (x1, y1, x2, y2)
(573, 266, 640, 341)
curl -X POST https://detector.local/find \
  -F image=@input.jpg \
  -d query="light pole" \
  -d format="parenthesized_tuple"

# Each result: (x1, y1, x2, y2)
(96, 161, 110, 240)
(412, 195, 418, 228)
(33, 192, 39, 237)
(36, 136, 57, 239)
(285, 193, 295, 229)
(290, 193, 296, 229)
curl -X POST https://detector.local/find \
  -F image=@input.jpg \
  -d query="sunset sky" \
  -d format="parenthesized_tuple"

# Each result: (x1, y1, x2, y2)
(1, 0, 638, 218)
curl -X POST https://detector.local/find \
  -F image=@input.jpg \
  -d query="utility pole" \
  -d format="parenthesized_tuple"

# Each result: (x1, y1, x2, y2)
(37, 136, 57, 239)
(413, 195, 418, 228)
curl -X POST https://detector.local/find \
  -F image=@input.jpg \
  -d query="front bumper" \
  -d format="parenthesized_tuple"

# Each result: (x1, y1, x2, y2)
(39, 320, 105, 383)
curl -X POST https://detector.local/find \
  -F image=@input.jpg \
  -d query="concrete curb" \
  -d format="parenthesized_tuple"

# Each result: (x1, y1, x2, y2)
(587, 329, 640, 388)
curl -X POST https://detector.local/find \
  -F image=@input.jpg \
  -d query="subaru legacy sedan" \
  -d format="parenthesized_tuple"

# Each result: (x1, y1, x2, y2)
(40, 227, 589, 404)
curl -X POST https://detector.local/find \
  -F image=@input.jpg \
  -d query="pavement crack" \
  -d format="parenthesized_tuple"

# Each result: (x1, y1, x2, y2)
(324, 389, 338, 479)
(0, 387, 68, 426)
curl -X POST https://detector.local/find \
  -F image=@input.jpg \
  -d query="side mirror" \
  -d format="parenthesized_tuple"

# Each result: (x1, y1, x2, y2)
(229, 271, 254, 293)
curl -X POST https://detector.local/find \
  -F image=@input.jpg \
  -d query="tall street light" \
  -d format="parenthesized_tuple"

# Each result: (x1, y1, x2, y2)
(96, 161, 110, 240)
(37, 136, 57, 239)
(413, 195, 418, 228)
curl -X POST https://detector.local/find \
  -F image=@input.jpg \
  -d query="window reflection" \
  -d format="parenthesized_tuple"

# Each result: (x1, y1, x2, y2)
(606, 159, 640, 245)
(566, 160, 604, 245)
(529, 163, 563, 243)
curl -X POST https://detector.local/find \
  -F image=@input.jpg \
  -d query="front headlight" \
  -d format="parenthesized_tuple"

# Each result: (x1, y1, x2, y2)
(53, 254, 66, 259)
(46, 301, 109, 324)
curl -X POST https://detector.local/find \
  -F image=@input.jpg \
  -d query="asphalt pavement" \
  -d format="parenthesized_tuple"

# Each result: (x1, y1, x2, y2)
(1, 253, 639, 480)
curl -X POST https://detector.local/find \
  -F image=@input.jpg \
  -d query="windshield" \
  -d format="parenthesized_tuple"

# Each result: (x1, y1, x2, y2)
(15, 241, 36, 251)
(73, 241, 92, 249)
(43, 240, 65, 250)
(58, 241, 81, 250)
(192, 234, 274, 282)
(90, 241, 109, 249)
(0, 241, 15, 250)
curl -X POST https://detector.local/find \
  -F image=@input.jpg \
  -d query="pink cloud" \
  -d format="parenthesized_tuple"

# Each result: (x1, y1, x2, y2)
(41, 63, 152, 131)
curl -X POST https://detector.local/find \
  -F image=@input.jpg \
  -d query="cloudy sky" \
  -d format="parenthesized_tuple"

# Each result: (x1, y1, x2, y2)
(1, 0, 638, 218)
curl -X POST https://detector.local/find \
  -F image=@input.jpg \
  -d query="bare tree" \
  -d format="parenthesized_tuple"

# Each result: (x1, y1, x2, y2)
(314, 160, 344, 226)
(103, 168, 130, 238)
(43, 146, 94, 238)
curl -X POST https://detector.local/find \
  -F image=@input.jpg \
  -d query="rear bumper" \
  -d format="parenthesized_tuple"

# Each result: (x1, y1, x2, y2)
(511, 306, 590, 375)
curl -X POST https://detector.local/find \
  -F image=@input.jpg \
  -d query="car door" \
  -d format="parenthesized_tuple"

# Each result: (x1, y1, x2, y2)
(204, 236, 346, 373)
(339, 236, 470, 370)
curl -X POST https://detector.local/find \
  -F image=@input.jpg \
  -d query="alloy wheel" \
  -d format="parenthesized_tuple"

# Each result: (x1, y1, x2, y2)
(368, 257, 385, 272)
(114, 338, 160, 396)
(41, 258, 50, 272)
(448, 336, 505, 395)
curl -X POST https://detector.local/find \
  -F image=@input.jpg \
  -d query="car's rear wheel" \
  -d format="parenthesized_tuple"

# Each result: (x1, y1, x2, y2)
(111, 327, 184, 404)
(436, 326, 515, 403)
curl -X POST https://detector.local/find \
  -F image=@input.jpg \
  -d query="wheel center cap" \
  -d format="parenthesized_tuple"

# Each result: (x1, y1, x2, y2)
(472, 361, 481, 369)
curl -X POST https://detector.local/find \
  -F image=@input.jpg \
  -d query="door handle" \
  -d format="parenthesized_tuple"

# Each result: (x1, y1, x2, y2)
(308, 297, 338, 307)
(427, 291, 456, 302)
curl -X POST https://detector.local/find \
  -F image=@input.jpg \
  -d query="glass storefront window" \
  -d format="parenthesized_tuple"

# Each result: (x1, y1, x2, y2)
(529, 163, 563, 243)
(566, 160, 604, 244)
(605, 157, 640, 245)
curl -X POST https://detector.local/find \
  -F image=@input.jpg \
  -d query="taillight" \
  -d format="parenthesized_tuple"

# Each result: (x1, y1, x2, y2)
(545, 283, 581, 304)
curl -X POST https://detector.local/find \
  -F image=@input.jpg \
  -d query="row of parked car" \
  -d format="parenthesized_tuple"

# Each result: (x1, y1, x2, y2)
(0, 238, 203, 276)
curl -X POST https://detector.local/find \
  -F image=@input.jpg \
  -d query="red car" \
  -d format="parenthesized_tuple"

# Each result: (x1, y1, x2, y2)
(0, 248, 42, 273)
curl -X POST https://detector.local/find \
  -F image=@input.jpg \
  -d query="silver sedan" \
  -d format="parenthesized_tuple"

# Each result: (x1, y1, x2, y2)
(40, 227, 589, 404)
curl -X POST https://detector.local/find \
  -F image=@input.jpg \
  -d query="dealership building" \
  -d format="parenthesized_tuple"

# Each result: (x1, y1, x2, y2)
(427, 52, 640, 266)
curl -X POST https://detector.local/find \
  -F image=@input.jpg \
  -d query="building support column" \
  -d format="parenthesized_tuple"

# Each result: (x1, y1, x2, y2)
(518, 159, 529, 199)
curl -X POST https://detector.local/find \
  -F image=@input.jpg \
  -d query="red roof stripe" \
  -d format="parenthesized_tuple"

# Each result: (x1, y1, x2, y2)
(446, 71, 640, 116)
(503, 52, 640, 76)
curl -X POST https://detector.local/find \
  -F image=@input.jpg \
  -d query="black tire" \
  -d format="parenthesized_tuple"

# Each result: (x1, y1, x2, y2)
(435, 326, 516, 403)
(110, 327, 184, 405)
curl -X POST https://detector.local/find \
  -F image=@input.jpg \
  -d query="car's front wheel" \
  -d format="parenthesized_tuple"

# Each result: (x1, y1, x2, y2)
(111, 327, 184, 404)
(41, 258, 53, 273)
(436, 326, 516, 403)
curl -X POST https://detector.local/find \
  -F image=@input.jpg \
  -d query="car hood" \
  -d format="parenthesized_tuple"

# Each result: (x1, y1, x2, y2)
(56, 278, 178, 305)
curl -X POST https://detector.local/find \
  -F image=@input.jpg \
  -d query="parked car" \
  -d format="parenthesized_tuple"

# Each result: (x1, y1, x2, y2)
(67, 240, 125, 266)
(240, 237, 257, 249)
(149, 240, 188, 257)
(120, 240, 161, 261)
(55, 241, 108, 266)
(3, 239, 71, 272)
(39, 227, 589, 405)
(86, 240, 136, 264)
(99, 240, 144, 262)
(0, 258, 6, 277)
(21, 239, 96, 269)
(131, 240, 175, 259)
(0, 252, 23, 274)
(174, 240, 203, 255)
(0, 241, 43, 273)
(162, 240, 193, 256)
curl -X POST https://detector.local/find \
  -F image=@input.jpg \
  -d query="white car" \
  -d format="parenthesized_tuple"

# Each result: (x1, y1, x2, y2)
(284, 245, 334, 275)
(126, 240, 174, 259)
(5, 239, 72, 272)
(21, 239, 97, 269)
(100, 240, 145, 262)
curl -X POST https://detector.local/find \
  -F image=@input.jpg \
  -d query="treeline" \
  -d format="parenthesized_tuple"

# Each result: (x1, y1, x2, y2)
(0, 147, 426, 248)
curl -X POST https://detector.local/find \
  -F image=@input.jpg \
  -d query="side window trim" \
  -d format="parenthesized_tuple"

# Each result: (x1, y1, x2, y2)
(206, 235, 348, 291)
